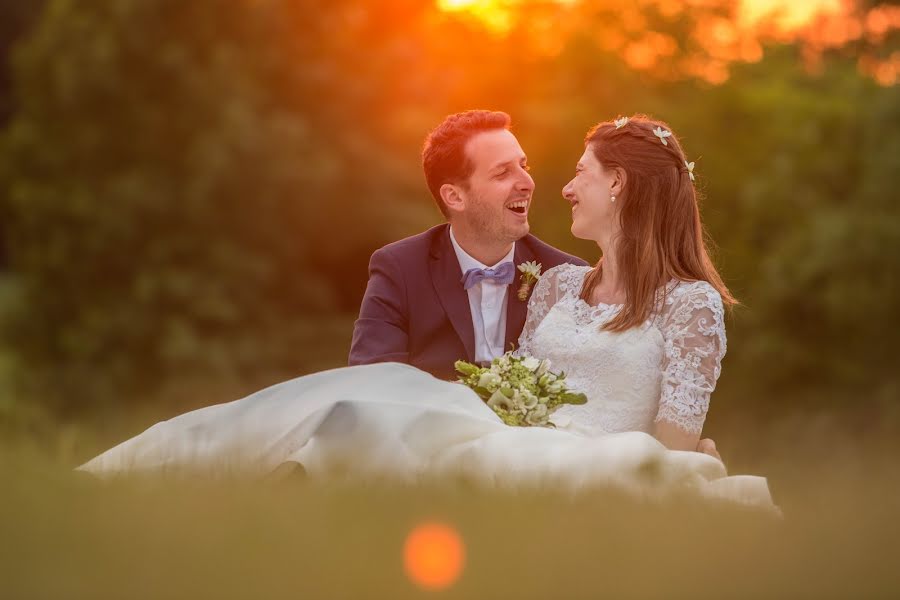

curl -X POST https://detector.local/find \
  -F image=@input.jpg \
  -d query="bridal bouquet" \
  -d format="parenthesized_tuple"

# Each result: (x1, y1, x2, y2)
(455, 353, 587, 427)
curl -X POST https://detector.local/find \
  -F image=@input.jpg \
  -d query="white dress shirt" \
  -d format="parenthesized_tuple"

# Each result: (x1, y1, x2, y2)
(449, 227, 515, 364)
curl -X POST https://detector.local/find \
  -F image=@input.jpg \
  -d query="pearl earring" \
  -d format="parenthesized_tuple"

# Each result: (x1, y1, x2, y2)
(610, 194, 616, 203)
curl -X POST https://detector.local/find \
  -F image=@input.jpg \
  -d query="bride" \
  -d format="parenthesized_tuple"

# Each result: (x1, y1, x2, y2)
(78, 116, 775, 510)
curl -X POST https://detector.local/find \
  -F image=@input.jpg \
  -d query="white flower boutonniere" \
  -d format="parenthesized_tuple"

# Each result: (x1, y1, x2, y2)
(516, 261, 542, 301)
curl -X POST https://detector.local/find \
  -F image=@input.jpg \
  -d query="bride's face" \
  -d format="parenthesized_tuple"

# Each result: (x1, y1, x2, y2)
(562, 145, 619, 241)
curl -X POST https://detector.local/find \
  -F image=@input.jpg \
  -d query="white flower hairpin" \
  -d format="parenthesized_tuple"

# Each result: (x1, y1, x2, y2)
(652, 126, 672, 146)
(614, 116, 629, 129)
(684, 160, 695, 181)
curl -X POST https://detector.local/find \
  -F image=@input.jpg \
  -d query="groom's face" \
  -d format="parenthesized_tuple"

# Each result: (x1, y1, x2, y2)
(454, 129, 534, 244)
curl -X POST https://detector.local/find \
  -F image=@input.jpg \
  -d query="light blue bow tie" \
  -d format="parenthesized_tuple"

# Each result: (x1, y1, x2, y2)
(461, 261, 516, 290)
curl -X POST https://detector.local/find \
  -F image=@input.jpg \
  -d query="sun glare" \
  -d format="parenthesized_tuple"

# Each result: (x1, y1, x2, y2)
(435, 0, 897, 84)
(738, 0, 844, 29)
(438, 0, 849, 33)
(436, 0, 514, 32)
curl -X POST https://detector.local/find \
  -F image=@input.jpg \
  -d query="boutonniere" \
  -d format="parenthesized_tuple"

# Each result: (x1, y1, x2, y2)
(516, 261, 542, 301)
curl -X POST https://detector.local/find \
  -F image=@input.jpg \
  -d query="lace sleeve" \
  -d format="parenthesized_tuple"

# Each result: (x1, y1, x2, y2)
(655, 281, 727, 435)
(515, 264, 579, 357)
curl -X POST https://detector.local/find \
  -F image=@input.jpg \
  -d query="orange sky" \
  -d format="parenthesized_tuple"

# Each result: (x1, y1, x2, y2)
(435, 0, 899, 85)
(439, 0, 849, 32)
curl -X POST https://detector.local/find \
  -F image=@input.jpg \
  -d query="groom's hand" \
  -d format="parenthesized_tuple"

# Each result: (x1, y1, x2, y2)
(696, 438, 721, 462)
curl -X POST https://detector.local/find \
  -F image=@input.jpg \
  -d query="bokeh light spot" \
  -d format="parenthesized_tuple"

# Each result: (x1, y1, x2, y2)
(403, 522, 465, 590)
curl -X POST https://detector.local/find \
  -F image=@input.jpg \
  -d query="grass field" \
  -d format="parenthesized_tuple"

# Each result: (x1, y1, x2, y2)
(2, 412, 900, 598)
(2, 309, 899, 597)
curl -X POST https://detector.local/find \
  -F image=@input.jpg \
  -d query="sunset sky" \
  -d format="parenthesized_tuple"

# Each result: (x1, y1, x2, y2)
(439, 0, 847, 29)
(435, 0, 899, 85)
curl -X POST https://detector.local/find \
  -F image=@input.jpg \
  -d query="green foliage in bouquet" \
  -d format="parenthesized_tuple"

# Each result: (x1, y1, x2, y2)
(455, 353, 587, 427)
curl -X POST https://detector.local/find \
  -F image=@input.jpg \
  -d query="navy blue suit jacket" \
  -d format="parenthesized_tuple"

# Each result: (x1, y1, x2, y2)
(348, 224, 589, 380)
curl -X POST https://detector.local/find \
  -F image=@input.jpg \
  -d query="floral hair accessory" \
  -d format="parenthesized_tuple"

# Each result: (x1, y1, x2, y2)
(652, 126, 672, 146)
(614, 116, 629, 129)
(684, 160, 695, 181)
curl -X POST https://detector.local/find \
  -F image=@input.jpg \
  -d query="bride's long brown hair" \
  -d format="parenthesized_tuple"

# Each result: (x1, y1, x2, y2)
(579, 115, 736, 332)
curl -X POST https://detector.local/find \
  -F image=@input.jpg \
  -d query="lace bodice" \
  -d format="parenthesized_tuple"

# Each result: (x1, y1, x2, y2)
(516, 264, 726, 436)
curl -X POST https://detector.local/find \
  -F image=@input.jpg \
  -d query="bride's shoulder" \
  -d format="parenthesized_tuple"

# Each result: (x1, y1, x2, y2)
(542, 262, 591, 281)
(657, 280, 727, 349)
(661, 279, 724, 317)
(540, 263, 592, 293)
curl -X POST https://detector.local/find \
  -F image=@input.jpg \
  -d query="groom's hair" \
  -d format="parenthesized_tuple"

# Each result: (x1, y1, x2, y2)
(422, 110, 512, 217)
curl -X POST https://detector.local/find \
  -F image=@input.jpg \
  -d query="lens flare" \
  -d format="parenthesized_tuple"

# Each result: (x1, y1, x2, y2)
(403, 522, 465, 590)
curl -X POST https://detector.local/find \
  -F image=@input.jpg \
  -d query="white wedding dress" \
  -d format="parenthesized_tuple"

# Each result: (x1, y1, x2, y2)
(78, 264, 775, 510)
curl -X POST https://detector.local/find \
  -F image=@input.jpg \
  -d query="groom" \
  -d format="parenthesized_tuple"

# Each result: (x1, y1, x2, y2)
(348, 110, 588, 379)
(348, 110, 723, 461)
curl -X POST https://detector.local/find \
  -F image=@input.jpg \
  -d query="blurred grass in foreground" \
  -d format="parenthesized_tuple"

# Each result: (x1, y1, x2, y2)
(2, 313, 899, 597)
(2, 422, 900, 598)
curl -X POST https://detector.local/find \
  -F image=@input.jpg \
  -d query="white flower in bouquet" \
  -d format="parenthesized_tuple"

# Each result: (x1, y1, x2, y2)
(455, 352, 587, 427)
(487, 389, 514, 411)
(521, 356, 541, 371)
(478, 371, 502, 390)
(525, 403, 549, 426)
(520, 389, 539, 409)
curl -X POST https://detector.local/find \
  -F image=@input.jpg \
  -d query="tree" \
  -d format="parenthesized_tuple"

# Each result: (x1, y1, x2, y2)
(0, 0, 435, 413)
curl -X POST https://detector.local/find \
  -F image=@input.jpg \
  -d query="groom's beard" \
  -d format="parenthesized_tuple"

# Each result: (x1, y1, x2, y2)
(464, 193, 530, 246)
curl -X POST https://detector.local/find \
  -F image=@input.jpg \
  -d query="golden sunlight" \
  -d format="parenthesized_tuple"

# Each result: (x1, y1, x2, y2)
(737, 0, 844, 30)
(436, 0, 514, 32)
(438, 0, 845, 31)
(435, 0, 896, 84)
(437, 0, 483, 9)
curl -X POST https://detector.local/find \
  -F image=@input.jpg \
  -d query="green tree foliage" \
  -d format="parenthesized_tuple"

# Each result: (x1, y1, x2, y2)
(0, 0, 897, 417)
(734, 69, 900, 402)
(0, 0, 437, 412)
(0, 0, 46, 123)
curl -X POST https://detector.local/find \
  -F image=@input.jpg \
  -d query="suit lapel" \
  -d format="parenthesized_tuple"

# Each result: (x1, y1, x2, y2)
(504, 238, 535, 352)
(430, 226, 476, 362)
